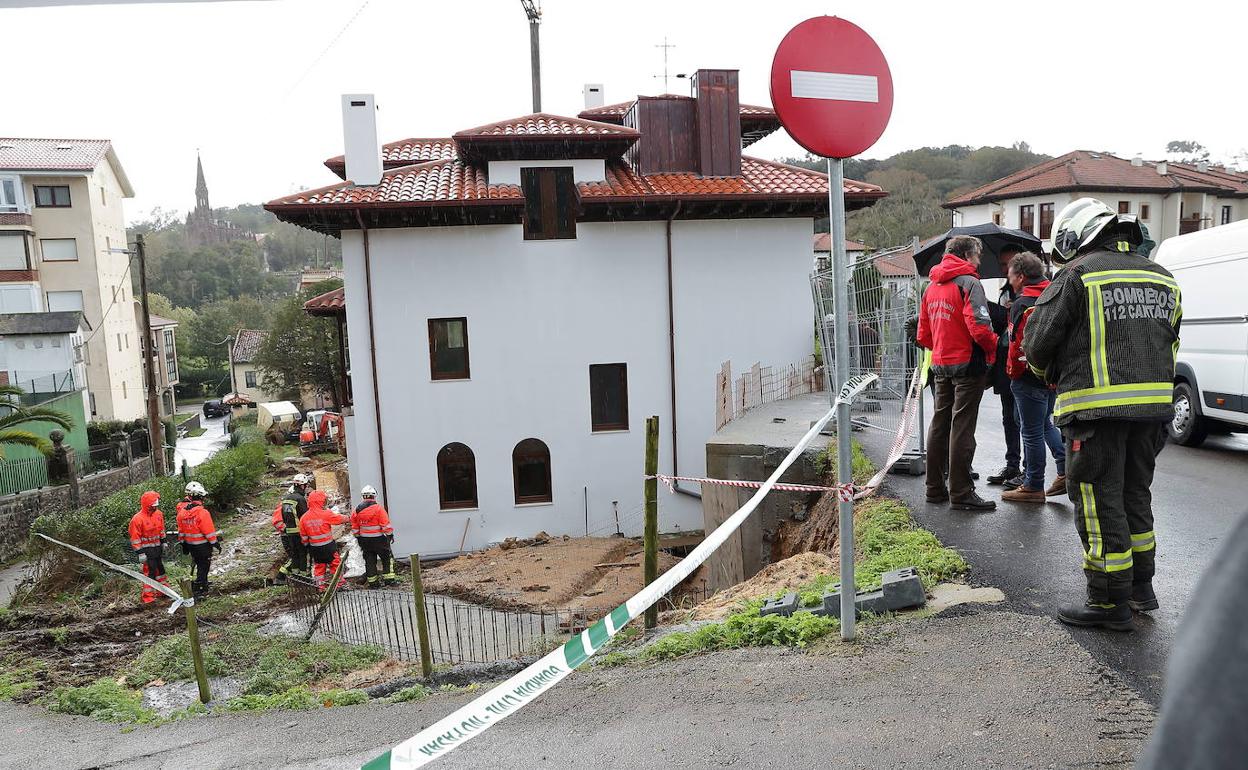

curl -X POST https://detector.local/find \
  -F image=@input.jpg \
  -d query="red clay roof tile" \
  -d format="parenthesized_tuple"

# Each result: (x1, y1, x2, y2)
(303, 286, 345, 316)
(0, 138, 112, 171)
(325, 138, 456, 173)
(454, 113, 639, 139)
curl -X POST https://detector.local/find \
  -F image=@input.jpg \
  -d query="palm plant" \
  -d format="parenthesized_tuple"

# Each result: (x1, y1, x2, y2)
(0, 384, 75, 457)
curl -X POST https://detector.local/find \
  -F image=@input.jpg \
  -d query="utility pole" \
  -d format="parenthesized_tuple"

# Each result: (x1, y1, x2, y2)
(643, 415, 659, 629)
(521, 0, 542, 112)
(135, 234, 165, 476)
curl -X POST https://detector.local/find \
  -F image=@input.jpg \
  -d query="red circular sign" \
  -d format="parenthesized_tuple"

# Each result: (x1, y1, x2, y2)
(770, 16, 893, 159)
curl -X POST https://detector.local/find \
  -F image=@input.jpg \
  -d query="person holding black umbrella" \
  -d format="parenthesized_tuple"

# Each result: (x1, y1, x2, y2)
(916, 235, 999, 511)
(986, 244, 1024, 489)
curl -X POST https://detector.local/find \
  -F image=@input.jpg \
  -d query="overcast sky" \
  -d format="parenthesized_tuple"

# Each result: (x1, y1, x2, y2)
(4, 0, 1246, 224)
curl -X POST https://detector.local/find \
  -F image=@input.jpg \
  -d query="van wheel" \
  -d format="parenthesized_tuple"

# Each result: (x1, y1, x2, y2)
(1169, 383, 1208, 447)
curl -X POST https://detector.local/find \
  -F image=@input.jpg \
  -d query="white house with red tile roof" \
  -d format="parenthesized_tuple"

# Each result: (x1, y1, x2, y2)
(266, 72, 886, 558)
(946, 150, 1248, 251)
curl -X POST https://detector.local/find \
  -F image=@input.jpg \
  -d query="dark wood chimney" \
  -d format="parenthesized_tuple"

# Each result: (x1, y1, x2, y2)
(624, 95, 699, 175)
(693, 69, 741, 177)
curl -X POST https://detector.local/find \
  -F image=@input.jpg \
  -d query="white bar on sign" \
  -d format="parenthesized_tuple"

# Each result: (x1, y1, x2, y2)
(790, 70, 879, 103)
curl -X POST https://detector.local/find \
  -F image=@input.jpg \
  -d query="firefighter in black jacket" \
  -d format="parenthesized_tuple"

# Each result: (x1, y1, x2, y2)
(1025, 197, 1181, 631)
(271, 473, 311, 581)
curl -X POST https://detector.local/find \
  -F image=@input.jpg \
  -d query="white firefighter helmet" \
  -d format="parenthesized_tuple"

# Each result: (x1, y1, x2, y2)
(361, 485, 378, 498)
(292, 473, 311, 486)
(185, 481, 207, 497)
(1051, 197, 1118, 263)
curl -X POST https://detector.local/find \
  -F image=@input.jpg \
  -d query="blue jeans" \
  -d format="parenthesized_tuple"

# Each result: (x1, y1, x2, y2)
(1011, 380, 1065, 490)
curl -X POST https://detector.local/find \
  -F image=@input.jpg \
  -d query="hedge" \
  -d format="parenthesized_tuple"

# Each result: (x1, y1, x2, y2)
(31, 437, 268, 564)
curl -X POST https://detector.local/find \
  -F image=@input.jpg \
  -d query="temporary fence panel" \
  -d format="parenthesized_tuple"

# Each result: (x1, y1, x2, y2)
(812, 247, 921, 443)
(715, 356, 824, 430)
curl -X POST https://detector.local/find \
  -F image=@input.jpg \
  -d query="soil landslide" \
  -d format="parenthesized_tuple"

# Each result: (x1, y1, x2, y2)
(693, 551, 838, 621)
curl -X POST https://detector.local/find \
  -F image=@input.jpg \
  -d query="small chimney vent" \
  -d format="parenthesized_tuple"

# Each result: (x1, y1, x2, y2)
(341, 93, 382, 187)
(1156, 161, 1168, 176)
(583, 84, 604, 110)
(1197, 161, 1209, 172)
(1131, 154, 1144, 167)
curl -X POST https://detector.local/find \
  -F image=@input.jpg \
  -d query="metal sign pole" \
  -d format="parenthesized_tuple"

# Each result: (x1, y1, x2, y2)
(826, 157, 856, 641)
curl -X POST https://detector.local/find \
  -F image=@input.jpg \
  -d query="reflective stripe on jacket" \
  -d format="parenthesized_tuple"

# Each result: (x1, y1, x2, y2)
(351, 500, 394, 538)
(1024, 245, 1181, 426)
(299, 492, 346, 547)
(271, 488, 306, 535)
(129, 491, 165, 550)
(176, 500, 220, 545)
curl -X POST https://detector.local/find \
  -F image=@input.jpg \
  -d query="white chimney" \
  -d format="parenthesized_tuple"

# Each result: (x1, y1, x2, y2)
(1156, 161, 1167, 176)
(1197, 161, 1209, 172)
(583, 83, 605, 110)
(1131, 154, 1144, 167)
(341, 94, 382, 186)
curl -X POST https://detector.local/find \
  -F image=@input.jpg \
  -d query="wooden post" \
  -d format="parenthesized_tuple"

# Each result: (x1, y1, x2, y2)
(303, 551, 348, 642)
(179, 578, 212, 704)
(409, 553, 434, 678)
(643, 415, 659, 629)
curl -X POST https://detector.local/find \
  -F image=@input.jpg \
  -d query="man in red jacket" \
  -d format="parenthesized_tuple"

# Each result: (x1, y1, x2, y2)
(128, 490, 169, 604)
(917, 235, 999, 510)
(299, 489, 348, 590)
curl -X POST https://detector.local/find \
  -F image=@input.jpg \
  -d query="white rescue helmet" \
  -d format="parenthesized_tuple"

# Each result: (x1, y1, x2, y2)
(1051, 197, 1144, 264)
(361, 485, 378, 499)
(292, 473, 311, 487)
(185, 481, 207, 498)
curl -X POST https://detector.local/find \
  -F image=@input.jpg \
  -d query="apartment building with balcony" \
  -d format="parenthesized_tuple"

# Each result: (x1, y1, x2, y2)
(0, 138, 145, 420)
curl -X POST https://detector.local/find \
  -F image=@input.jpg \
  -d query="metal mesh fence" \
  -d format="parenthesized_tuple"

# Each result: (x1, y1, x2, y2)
(0, 456, 49, 496)
(812, 245, 922, 442)
(288, 576, 710, 666)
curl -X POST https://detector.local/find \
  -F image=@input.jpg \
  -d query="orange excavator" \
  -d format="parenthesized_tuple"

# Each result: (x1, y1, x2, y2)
(299, 410, 344, 456)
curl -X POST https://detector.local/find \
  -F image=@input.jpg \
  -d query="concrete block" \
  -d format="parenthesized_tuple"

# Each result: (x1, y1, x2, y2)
(760, 592, 799, 617)
(820, 566, 927, 619)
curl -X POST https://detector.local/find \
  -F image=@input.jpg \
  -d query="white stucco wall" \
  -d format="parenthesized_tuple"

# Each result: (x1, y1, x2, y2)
(342, 218, 813, 557)
(486, 159, 607, 186)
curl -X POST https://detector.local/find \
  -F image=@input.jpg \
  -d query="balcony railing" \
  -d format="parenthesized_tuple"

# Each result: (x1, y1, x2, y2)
(0, 212, 33, 228)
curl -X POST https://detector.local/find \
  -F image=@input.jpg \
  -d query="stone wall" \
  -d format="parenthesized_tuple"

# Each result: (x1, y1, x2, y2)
(0, 453, 155, 561)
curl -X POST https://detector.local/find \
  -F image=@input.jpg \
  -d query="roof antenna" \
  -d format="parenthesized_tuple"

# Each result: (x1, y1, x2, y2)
(653, 37, 677, 92)
(520, 1, 542, 112)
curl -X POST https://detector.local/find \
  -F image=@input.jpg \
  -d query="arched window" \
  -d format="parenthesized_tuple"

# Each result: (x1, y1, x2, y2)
(512, 438, 552, 504)
(437, 443, 477, 510)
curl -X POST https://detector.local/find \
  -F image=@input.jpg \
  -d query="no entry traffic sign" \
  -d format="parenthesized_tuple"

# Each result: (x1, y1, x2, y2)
(769, 16, 893, 159)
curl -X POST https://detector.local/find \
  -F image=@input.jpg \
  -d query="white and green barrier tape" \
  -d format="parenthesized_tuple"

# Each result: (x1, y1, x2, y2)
(35, 532, 191, 612)
(363, 405, 840, 769)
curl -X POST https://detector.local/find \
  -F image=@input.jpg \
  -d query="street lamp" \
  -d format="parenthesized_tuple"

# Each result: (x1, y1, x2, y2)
(107, 234, 165, 476)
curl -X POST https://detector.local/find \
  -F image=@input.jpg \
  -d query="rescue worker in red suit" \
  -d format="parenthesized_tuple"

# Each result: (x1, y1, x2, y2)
(176, 481, 221, 600)
(129, 490, 169, 604)
(917, 234, 1000, 511)
(300, 489, 347, 590)
(271, 473, 311, 583)
(351, 485, 397, 587)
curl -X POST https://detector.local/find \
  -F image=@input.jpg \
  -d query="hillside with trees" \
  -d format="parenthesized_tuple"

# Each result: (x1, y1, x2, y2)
(782, 143, 1050, 249)
(128, 205, 340, 400)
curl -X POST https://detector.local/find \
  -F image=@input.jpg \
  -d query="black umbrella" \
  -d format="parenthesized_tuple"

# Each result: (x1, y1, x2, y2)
(912, 224, 1043, 279)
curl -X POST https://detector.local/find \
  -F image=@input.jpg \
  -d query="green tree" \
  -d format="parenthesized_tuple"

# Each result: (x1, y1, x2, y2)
(846, 168, 950, 248)
(1165, 139, 1209, 163)
(0, 385, 75, 457)
(254, 280, 345, 410)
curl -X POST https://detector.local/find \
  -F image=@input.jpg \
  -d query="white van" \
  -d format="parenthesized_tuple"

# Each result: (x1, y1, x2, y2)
(1153, 220, 1248, 446)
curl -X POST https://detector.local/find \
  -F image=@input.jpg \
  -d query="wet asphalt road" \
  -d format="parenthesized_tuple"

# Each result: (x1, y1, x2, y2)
(871, 393, 1248, 705)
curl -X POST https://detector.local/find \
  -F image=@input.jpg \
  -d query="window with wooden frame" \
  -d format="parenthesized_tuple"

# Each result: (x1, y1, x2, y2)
(992, 211, 1003, 225)
(1223, 205, 1233, 225)
(437, 442, 478, 510)
(1118, 201, 1131, 214)
(428, 317, 470, 380)
(589, 363, 629, 432)
(513, 438, 553, 504)
(521, 167, 579, 240)
(33, 185, 71, 208)
(245, 369, 257, 388)
(1140, 203, 1151, 220)
(1018, 204, 1035, 234)
(1038, 203, 1055, 239)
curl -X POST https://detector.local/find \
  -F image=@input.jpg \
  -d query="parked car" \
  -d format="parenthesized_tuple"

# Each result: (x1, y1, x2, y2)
(203, 399, 229, 418)
(1154, 220, 1248, 446)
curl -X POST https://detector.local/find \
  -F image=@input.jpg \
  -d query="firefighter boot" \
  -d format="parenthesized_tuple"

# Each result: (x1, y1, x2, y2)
(1129, 583, 1159, 612)
(1057, 602, 1134, 631)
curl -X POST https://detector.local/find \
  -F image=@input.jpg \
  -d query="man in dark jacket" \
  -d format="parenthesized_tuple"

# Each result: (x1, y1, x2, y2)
(987, 245, 1024, 487)
(917, 235, 999, 511)
(1025, 198, 1180, 630)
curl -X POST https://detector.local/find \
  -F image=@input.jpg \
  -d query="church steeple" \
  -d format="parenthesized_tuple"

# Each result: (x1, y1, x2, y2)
(194, 152, 210, 212)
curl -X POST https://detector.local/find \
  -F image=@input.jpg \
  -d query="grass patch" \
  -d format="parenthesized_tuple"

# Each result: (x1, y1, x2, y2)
(0, 672, 37, 701)
(185, 427, 207, 438)
(855, 498, 968, 590)
(48, 678, 157, 724)
(174, 412, 197, 426)
(639, 605, 839, 662)
(125, 623, 384, 716)
(387, 684, 430, 703)
(813, 440, 876, 485)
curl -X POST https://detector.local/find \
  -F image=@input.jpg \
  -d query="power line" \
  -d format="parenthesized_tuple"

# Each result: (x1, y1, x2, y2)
(79, 255, 136, 349)
(281, 0, 373, 100)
